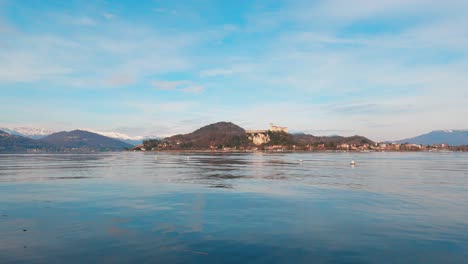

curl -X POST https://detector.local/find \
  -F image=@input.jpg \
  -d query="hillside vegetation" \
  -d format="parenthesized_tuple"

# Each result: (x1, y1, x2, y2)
(141, 122, 374, 151)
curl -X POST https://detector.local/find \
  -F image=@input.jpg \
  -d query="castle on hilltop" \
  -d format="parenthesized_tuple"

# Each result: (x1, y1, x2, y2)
(268, 123, 288, 133)
(246, 123, 288, 134)
(245, 123, 288, 145)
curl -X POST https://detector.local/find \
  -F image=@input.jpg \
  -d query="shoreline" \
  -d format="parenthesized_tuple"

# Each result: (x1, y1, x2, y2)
(130, 149, 467, 154)
(1, 149, 466, 154)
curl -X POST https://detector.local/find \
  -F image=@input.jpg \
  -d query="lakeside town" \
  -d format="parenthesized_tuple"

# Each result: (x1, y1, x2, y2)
(135, 141, 468, 153)
(134, 123, 468, 153)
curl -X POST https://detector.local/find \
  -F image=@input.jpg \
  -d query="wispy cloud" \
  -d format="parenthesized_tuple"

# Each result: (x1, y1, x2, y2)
(152, 7, 177, 15)
(181, 85, 204, 94)
(200, 68, 234, 77)
(72, 16, 96, 26)
(105, 74, 135, 87)
(152, 80, 185, 91)
(0, 17, 197, 87)
(153, 80, 204, 93)
(103, 13, 115, 20)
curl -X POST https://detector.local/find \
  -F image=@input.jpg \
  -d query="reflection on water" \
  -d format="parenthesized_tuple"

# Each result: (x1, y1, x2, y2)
(1, 152, 468, 263)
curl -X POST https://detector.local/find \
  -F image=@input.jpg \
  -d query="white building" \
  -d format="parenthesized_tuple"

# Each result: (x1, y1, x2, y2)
(269, 123, 288, 133)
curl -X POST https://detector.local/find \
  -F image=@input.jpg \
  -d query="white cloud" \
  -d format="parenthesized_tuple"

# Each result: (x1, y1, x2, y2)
(105, 74, 135, 86)
(152, 80, 186, 90)
(0, 51, 73, 83)
(181, 85, 204, 94)
(0, 18, 196, 87)
(285, 0, 468, 25)
(199, 63, 259, 78)
(72, 17, 96, 26)
(103, 13, 115, 20)
(152, 7, 177, 15)
(200, 68, 234, 77)
(152, 80, 205, 93)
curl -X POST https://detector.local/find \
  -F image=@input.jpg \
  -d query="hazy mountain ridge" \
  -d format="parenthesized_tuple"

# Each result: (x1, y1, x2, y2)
(0, 127, 56, 139)
(41, 130, 133, 151)
(84, 130, 147, 145)
(1, 127, 147, 145)
(0, 129, 133, 153)
(396, 130, 468, 145)
(0, 130, 56, 153)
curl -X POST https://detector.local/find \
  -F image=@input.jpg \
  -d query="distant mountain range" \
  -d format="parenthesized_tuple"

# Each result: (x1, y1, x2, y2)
(41, 130, 133, 151)
(395, 130, 468, 145)
(84, 130, 147, 145)
(0, 129, 132, 153)
(0, 130, 56, 153)
(0, 127, 56, 139)
(0, 127, 149, 145)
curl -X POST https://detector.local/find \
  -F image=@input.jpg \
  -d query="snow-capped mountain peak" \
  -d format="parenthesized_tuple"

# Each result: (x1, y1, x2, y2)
(83, 130, 161, 146)
(1, 126, 160, 145)
(14, 127, 56, 136)
(85, 130, 145, 140)
(0, 127, 56, 139)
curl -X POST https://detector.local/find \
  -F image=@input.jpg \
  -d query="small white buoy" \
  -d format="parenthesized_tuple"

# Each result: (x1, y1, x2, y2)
(350, 160, 356, 166)
(299, 160, 303, 163)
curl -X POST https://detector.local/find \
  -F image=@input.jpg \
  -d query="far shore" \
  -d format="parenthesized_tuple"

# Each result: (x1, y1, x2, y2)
(2, 149, 466, 154)
(129, 149, 466, 153)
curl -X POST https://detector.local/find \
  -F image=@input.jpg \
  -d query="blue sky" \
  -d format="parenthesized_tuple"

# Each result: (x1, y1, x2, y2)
(1, 0, 467, 141)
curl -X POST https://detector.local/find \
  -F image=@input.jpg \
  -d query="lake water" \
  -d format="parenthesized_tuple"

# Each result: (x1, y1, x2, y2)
(1, 152, 468, 263)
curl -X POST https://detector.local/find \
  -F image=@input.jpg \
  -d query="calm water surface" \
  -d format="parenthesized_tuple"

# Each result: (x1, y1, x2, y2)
(1, 152, 467, 263)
